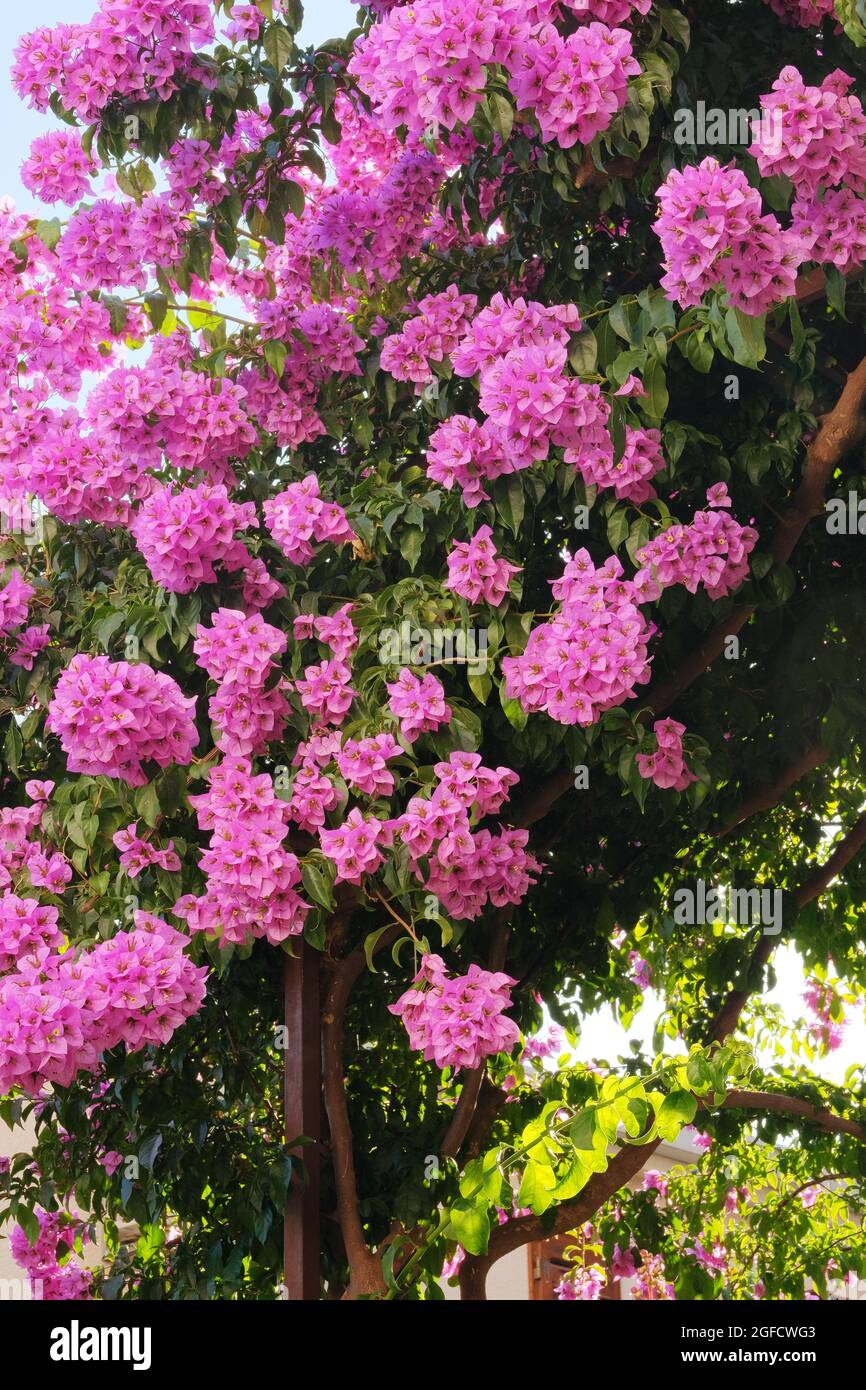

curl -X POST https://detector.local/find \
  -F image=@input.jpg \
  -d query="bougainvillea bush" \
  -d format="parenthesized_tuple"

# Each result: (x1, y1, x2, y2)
(2, 0, 866, 1301)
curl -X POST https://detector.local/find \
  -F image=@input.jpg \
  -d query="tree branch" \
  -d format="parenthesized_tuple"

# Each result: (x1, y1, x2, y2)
(647, 352, 866, 715)
(711, 807, 866, 1042)
(458, 1084, 866, 1299)
(715, 744, 828, 838)
(720, 1090, 866, 1141)
(322, 922, 400, 1299)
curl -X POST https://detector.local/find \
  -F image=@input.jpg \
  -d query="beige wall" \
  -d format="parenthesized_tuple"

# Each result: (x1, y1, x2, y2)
(0, 1114, 36, 1294)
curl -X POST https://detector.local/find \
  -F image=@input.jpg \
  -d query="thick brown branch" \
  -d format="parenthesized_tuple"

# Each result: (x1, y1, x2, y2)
(720, 1090, 866, 1141)
(459, 1084, 866, 1298)
(715, 744, 828, 838)
(458, 1141, 653, 1299)
(323, 923, 400, 1299)
(647, 353, 866, 715)
(711, 807, 866, 1042)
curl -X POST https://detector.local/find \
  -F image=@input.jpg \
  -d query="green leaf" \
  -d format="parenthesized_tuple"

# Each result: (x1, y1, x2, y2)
(467, 670, 492, 704)
(499, 684, 528, 730)
(448, 1200, 490, 1256)
(644, 359, 669, 420)
(724, 308, 767, 368)
(363, 924, 393, 974)
(263, 340, 287, 377)
(568, 329, 598, 375)
(495, 475, 525, 537)
(486, 93, 514, 143)
(682, 329, 714, 374)
(263, 21, 294, 72)
(607, 505, 630, 553)
(824, 264, 848, 320)
(656, 1089, 698, 1142)
(658, 4, 690, 48)
(301, 862, 336, 912)
(685, 1054, 714, 1093)
(34, 218, 62, 252)
(135, 781, 161, 829)
(517, 1159, 556, 1214)
(138, 1133, 163, 1172)
(399, 526, 423, 572)
(459, 1153, 504, 1206)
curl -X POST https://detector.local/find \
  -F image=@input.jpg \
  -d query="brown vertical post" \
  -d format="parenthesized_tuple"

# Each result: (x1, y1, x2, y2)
(283, 944, 321, 1299)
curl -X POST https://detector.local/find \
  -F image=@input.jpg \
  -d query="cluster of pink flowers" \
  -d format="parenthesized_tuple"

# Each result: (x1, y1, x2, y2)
(295, 657, 358, 727)
(11, 1209, 93, 1300)
(336, 733, 402, 798)
(426, 415, 516, 507)
(446, 526, 520, 606)
(576, 426, 666, 504)
(654, 158, 805, 315)
(293, 604, 358, 662)
(241, 558, 286, 613)
(479, 345, 610, 466)
(209, 678, 291, 758)
(0, 911, 207, 1094)
(46, 654, 198, 786)
(389, 953, 520, 1070)
(791, 188, 866, 274)
(10, 624, 51, 671)
(634, 485, 758, 600)
(643, 1169, 668, 1196)
(21, 129, 95, 206)
(320, 808, 390, 885)
(509, 22, 640, 150)
(380, 287, 478, 390)
(349, 0, 528, 136)
(222, 3, 265, 43)
(194, 608, 286, 685)
(803, 978, 847, 1052)
(0, 895, 63, 973)
(751, 68, 866, 197)
(57, 196, 188, 291)
(86, 364, 258, 486)
(0, 783, 71, 895)
(386, 668, 452, 742)
(762, 0, 835, 23)
(13, 1, 215, 123)
(132, 484, 255, 594)
(564, 0, 651, 20)
(503, 550, 653, 726)
(0, 569, 34, 635)
(636, 719, 696, 792)
(628, 949, 652, 989)
(313, 148, 444, 284)
(452, 293, 582, 379)
(194, 608, 289, 756)
(27, 416, 149, 530)
(392, 752, 538, 920)
(263, 474, 356, 565)
(351, 1, 639, 151)
(426, 825, 539, 920)
(174, 757, 310, 946)
(686, 1236, 728, 1274)
(556, 1265, 607, 1299)
(112, 823, 181, 879)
